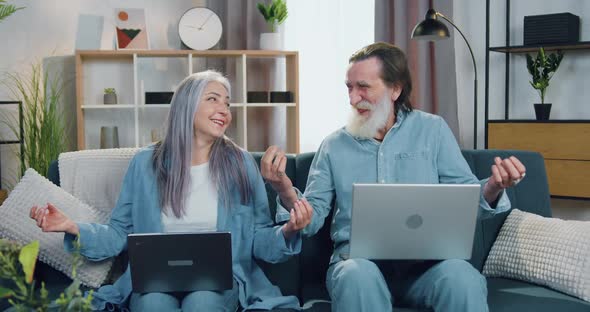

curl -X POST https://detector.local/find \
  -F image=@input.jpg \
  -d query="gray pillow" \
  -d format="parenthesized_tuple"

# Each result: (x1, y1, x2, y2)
(0, 168, 112, 288)
(483, 209, 590, 302)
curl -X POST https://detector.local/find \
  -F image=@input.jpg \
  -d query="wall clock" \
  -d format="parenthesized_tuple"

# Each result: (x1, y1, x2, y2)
(178, 7, 222, 50)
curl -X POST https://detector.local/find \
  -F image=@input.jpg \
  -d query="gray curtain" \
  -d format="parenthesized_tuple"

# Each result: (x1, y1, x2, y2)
(375, 0, 460, 142)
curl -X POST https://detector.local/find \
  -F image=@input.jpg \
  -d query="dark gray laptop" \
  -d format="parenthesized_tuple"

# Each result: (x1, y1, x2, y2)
(349, 184, 481, 260)
(127, 232, 233, 293)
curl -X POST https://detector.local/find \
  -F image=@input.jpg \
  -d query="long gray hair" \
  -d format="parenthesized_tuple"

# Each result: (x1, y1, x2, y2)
(152, 70, 251, 218)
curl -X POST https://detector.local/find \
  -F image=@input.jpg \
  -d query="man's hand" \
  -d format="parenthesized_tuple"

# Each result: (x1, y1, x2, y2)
(281, 198, 313, 239)
(484, 156, 526, 204)
(261, 146, 298, 209)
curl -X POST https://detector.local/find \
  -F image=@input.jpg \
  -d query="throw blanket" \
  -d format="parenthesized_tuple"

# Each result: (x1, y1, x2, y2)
(58, 148, 140, 214)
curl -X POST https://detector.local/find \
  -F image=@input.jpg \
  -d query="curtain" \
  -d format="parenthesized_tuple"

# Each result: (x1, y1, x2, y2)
(375, 0, 461, 143)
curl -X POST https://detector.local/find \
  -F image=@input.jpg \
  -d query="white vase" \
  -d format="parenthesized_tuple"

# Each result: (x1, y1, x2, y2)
(260, 33, 282, 50)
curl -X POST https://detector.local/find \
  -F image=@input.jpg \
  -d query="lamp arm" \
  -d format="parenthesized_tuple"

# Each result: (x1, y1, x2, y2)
(436, 12, 478, 149)
(436, 12, 477, 78)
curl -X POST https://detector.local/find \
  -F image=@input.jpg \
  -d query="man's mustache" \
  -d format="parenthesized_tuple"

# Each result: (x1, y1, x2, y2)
(353, 101, 373, 110)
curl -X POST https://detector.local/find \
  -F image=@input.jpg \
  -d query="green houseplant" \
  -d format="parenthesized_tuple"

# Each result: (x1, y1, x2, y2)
(103, 88, 117, 105)
(0, 238, 93, 312)
(525, 47, 564, 120)
(2, 62, 68, 178)
(0, 0, 24, 22)
(257, 0, 288, 33)
(257, 0, 288, 50)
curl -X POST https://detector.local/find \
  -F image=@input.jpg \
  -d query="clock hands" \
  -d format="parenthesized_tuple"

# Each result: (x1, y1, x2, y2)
(197, 12, 214, 30)
(181, 12, 215, 31)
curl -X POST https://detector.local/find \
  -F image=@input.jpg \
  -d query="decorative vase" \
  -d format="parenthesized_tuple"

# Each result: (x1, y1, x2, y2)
(104, 93, 117, 105)
(260, 32, 282, 50)
(534, 103, 552, 121)
(100, 126, 119, 148)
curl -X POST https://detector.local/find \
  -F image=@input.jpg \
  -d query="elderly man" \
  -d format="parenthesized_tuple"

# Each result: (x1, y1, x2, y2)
(261, 42, 525, 312)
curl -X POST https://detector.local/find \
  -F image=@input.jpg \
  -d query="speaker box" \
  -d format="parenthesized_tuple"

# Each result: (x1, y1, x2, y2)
(247, 91, 269, 103)
(524, 13, 580, 46)
(270, 91, 293, 103)
(145, 92, 174, 104)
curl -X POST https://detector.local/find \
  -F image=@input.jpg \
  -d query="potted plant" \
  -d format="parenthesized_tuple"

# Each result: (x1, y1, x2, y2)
(103, 88, 117, 105)
(0, 238, 93, 312)
(526, 47, 564, 120)
(2, 62, 68, 178)
(257, 0, 288, 50)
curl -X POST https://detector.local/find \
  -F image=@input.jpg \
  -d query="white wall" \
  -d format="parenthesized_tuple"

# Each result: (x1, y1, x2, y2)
(453, 0, 590, 218)
(284, 0, 375, 153)
(0, 0, 374, 159)
(453, 0, 590, 149)
(0, 0, 204, 85)
(0, 0, 202, 187)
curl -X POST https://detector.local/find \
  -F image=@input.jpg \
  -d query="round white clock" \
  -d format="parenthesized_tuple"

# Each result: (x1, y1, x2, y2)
(178, 7, 222, 50)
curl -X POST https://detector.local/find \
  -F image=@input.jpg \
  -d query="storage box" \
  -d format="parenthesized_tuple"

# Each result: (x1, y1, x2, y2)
(270, 91, 293, 103)
(524, 13, 580, 45)
(145, 92, 174, 104)
(247, 91, 269, 103)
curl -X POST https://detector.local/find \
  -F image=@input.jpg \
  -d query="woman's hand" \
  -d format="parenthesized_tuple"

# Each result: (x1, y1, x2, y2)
(261, 145, 299, 210)
(29, 203, 79, 235)
(281, 198, 313, 239)
(261, 145, 293, 193)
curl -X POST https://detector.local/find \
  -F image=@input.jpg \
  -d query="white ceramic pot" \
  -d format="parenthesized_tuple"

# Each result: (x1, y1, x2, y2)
(260, 32, 282, 50)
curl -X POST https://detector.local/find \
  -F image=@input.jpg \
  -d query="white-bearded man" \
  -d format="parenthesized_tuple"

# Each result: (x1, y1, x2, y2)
(260, 42, 526, 312)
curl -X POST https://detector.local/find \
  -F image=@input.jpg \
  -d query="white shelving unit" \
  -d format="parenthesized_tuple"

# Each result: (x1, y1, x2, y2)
(75, 50, 299, 153)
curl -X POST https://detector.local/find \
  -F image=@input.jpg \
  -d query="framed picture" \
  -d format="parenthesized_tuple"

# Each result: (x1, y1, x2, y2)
(115, 8, 149, 49)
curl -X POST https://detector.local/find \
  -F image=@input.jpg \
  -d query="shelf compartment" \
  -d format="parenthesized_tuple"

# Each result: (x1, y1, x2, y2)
(83, 110, 136, 150)
(76, 50, 298, 152)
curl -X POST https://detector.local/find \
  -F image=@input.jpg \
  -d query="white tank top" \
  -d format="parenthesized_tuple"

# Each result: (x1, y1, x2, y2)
(161, 162, 218, 233)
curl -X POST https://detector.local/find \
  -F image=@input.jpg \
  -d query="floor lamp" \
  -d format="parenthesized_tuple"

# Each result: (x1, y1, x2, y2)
(411, 9, 478, 149)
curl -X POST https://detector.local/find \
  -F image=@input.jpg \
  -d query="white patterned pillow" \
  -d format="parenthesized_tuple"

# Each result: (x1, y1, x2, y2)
(0, 168, 112, 288)
(58, 148, 140, 214)
(483, 209, 590, 302)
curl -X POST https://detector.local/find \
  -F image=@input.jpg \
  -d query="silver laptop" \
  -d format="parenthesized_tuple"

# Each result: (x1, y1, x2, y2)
(349, 184, 481, 260)
(127, 232, 233, 293)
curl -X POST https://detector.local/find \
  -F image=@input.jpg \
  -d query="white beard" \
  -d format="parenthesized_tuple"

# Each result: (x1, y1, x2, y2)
(345, 94, 392, 139)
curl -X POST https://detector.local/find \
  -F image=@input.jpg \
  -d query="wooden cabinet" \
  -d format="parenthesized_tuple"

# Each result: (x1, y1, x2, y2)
(488, 121, 590, 198)
(75, 50, 299, 153)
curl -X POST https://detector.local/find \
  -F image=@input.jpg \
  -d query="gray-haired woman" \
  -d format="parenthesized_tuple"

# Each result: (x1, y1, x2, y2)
(30, 70, 312, 311)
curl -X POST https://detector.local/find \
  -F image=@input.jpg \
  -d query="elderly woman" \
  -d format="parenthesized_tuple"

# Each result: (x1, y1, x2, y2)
(30, 70, 312, 311)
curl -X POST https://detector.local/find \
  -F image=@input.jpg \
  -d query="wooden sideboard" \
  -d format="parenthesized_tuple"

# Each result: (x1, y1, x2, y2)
(488, 121, 590, 199)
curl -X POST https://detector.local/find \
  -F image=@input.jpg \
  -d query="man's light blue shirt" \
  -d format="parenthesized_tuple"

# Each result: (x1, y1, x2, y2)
(276, 110, 510, 265)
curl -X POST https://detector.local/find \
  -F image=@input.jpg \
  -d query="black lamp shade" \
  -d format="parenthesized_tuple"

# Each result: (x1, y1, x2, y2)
(411, 11, 450, 41)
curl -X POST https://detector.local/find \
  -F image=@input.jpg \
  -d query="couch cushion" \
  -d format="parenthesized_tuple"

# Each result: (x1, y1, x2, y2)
(250, 152, 300, 298)
(0, 168, 113, 288)
(461, 150, 551, 271)
(295, 153, 334, 293)
(484, 209, 590, 302)
(487, 278, 590, 312)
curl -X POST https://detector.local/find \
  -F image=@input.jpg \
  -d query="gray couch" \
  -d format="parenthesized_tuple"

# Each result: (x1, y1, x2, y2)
(2, 149, 589, 311)
(253, 150, 590, 312)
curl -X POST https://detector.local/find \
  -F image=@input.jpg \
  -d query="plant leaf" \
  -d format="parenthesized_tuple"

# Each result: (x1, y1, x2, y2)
(256, 3, 269, 20)
(0, 287, 14, 298)
(0, 1, 24, 22)
(18, 240, 39, 284)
